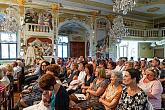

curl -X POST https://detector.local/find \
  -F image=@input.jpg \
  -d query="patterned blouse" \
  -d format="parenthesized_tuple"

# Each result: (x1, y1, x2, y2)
(116, 87, 148, 110)
(77, 78, 109, 109)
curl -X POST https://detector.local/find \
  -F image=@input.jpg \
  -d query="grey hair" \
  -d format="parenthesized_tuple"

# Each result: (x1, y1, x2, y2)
(111, 70, 123, 83)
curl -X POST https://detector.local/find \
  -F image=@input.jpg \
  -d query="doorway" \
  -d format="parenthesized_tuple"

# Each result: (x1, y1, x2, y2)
(58, 19, 90, 57)
(70, 42, 85, 57)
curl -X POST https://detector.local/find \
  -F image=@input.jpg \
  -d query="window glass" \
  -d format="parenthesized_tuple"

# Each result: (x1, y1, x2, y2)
(58, 45, 62, 58)
(9, 44, 16, 58)
(0, 33, 16, 42)
(1, 44, 9, 58)
(0, 32, 17, 59)
(58, 36, 68, 43)
(63, 44, 68, 58)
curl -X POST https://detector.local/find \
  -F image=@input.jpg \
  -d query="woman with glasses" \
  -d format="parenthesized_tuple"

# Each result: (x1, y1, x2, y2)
(14, 61, 50, 109)
(139, 68, 163, 109)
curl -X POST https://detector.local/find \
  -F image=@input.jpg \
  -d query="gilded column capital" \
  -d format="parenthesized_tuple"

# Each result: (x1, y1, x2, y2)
(51, 3, 60, 13)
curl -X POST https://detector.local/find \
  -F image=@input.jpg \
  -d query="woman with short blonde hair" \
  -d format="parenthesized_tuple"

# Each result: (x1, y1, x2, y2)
(139, 67, 163, 109)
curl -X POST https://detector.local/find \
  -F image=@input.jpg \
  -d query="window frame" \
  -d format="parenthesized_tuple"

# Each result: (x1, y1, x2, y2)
(0, 33, 17, 60)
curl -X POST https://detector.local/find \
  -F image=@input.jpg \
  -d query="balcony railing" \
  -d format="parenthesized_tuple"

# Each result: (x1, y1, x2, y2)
(25, 23, 53, 36)
(125, 27, 165, 38)
(24, 23, 165, 38)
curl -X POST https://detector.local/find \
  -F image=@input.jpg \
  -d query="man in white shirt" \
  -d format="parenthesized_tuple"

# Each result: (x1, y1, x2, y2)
(114, 58, 125, 72)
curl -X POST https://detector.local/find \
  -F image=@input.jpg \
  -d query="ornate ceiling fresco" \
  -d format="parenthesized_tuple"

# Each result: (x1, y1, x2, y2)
(36, 0, 165, 20)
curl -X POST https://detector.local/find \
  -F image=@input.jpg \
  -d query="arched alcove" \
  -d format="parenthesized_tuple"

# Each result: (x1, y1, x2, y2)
(57, 19, 92, 58)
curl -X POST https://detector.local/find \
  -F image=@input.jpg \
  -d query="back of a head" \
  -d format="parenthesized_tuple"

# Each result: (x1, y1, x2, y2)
(100, 67, 106, 78)
(39, 73, 56, 90)
(46, 64, 60, 77)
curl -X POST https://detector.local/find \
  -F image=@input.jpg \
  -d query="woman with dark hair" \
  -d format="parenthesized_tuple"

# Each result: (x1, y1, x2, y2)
(81, 63, 95, 93)
(14, 61, 50, 109)
(117, 68, 149, 110)
(24, 60, 50, 85)
(106, 61, 116, 78)
(39, 73, 69, 110)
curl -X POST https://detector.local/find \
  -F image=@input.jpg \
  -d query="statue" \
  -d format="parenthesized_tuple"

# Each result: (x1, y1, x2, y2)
(25, 43, 35, 66)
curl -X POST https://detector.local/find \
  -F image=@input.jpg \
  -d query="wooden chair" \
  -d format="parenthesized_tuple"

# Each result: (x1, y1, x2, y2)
(13, 71, 23, 91)
(13, 79, 20, 92)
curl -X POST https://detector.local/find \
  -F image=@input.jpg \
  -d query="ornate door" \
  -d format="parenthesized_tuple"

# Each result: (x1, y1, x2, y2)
(70, 42, 85, 57)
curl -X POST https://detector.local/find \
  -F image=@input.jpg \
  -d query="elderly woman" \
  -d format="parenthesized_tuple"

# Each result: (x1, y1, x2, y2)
(139, 67, 163, 109)
(77, 67, 109, 110)
(99, 70, 123, 110)
(117, 68, 149, 110)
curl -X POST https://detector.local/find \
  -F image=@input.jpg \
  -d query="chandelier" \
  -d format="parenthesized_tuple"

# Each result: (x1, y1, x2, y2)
(109, 16, 127, 43)
(113, 0, 136, 15)
(0, 5, 20, 33)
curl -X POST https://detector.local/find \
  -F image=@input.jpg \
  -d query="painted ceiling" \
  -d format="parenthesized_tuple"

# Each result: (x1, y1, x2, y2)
(38, 0, 165, 20)
(30, 0, 165, 32)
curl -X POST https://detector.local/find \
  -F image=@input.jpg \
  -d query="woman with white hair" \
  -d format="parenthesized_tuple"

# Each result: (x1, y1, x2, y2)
(99, 71, 123, 110)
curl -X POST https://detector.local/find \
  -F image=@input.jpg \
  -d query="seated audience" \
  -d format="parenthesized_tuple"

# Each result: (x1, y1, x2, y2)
(0, 69, 5, 93)
(99, 70, 123, 110)
(140, 60, 148, 78)
(80, 64, 95, 94)
(24, 60, 50, 85)
(106, 61, 116, 78)
(117, 69, 149, 110)
(114, 58, 125, 72)
(0, 66, 10, 87)
(46, 64, 62, 85)
(14, 61, 50, 109)
(66, 61, 87, 92)
(139, 67, 163, 109)
(39, 73, 69, 110)
(76, 67, 109, 109)
(159, 61, 165, 93)
(66, 62, 79, 84)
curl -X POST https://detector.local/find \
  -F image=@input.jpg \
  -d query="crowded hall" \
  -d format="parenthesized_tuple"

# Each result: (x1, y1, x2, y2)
(0, 0, 165, 110)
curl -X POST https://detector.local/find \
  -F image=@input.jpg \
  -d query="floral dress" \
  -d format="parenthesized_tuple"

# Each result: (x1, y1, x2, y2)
(116, 87, 148, 110)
